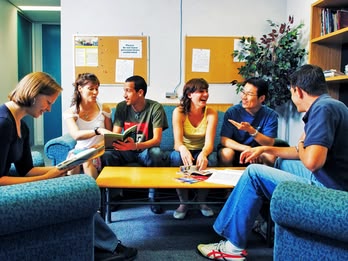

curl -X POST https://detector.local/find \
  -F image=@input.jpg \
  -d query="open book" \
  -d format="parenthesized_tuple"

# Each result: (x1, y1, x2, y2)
(179, 165, 213, 176)
(56, 145, 105, 170)
(104, 125, 137, 150)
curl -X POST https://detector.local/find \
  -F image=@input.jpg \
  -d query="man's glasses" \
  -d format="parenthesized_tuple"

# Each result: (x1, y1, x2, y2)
(240, 89, 258, 97)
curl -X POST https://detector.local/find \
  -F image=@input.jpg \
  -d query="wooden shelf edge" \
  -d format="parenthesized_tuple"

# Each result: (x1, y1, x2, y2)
(311, 28, 348, 44)
(325, 75, 348, 82)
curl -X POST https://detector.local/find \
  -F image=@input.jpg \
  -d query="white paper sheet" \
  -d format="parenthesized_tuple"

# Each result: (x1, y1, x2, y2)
(205, 169, 244, 186)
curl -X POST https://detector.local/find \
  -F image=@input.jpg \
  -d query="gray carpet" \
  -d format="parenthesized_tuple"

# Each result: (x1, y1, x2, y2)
(107, 202, 273, 261)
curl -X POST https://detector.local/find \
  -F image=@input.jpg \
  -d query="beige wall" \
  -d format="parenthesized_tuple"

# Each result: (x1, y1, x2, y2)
(0, 0, 18, 103)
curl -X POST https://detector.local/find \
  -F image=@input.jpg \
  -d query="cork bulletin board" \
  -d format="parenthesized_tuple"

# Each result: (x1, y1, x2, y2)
(74, 36, 148, 84)
(185, 36, 245, 83)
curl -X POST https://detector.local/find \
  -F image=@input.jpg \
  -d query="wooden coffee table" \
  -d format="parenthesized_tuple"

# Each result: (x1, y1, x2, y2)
(97, 166, 245, 222)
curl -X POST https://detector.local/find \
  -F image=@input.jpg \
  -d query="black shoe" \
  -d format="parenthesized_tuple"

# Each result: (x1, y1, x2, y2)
(149, 198, 164, 214)
(94, 241, 138, 261)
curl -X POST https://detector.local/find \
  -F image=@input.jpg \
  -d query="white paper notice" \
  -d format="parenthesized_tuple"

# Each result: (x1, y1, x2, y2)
(115, 59, 134, 83)
(75, 48, 86, 66)
(205, 169, 244, 186)
(119, 40, 142, 58)
(192, 48, 210, 72)
(85, 47, 98, 66)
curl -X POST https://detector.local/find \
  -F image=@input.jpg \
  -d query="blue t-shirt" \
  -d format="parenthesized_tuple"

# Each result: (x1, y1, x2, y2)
(303, 94, 348, 191)
(220, 103, 278, 147)
(0, 104, 33, 177)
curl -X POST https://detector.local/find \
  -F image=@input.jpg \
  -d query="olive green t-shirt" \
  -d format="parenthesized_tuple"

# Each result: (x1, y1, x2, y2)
(113, 99, 168, 143)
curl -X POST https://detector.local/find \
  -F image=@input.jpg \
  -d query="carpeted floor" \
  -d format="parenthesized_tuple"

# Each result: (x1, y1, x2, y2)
(106, 197, 273, 261)
(33, 145, 273, 260)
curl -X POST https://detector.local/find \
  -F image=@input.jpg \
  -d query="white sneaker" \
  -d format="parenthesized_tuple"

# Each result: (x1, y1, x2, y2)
(200, 207, 214, 217)
(197, 240, 247, 260)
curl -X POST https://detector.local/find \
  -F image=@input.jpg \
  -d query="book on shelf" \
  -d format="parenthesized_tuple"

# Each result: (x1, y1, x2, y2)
(323, 69, 345, 78)
(337, 9, 348, 30)
(56, 145, 105, 170)
(104, 125, 137, 150)
(320, 8, 348, 36)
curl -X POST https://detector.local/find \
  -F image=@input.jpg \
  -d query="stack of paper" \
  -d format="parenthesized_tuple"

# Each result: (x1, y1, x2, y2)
(205, 169, 244, 186)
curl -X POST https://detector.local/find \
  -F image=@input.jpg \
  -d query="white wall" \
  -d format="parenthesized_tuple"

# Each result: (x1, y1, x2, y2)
(61, 0, 289, 133)
(0, 0, 18, 104)
(0, 0, 316, 145)
(279, 0, 317, 145)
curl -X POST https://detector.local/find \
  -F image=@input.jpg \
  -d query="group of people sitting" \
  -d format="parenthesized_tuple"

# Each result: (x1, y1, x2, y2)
(1, 64, 347, 261)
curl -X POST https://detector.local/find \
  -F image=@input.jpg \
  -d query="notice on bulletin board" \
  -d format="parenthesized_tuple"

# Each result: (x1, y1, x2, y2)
(192, 48, 210, 72)
(74, 36, 148, 84)
(119, 40, 142, 58)
(75, 36, 99, 67)
(185, 36, 245, 83)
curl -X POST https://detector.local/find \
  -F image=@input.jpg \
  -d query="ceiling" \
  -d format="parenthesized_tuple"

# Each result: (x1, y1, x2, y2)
(7, 0, 60, 23)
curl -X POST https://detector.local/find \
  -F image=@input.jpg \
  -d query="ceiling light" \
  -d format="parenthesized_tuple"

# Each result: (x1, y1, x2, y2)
(18, 6, 61, 11)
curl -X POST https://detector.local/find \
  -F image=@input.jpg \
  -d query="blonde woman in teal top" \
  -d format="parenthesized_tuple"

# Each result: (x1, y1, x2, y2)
(170, 78, 218, 219)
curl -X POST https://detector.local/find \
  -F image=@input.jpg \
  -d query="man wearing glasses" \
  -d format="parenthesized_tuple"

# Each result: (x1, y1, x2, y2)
(218, 77, 279, 167)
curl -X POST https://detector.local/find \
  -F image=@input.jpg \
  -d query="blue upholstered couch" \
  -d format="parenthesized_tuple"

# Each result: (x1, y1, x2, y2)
(0, 174, 100, 260)
(271, 181, 348, 260)
(44, 104, 225, 166)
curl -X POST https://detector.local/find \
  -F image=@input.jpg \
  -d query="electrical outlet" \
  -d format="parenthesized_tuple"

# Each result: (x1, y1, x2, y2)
(165, 92, 178, 99)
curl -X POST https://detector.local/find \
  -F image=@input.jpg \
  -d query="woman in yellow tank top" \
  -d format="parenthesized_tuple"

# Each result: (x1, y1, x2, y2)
(170, 78, 218, 219)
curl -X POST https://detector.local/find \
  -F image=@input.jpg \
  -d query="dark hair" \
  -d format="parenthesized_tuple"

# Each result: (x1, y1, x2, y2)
(289, 64, 328, 95)
(244, 77, 269, 99)
(9, 72, 62, 107)
(125, 75, 147, 96)
(179, 78, 209, 114)
(71, 73, 100, 113)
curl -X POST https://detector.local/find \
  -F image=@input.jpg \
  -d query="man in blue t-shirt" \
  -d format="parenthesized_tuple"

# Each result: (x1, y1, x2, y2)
(218, 77, 279, 167)
(197, 64, 348, 260)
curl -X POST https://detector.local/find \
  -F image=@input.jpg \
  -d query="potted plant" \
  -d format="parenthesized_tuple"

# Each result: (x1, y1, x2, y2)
(233, 16, 307, 109)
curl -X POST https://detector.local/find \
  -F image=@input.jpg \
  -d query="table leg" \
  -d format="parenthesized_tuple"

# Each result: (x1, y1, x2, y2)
(106, 188, 112, 223)
(99, 188, 106, 221)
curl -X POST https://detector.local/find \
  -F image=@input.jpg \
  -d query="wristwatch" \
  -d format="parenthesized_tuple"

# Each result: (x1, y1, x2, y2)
(250, 129, 258, 137)
(94, 127, 100, 135)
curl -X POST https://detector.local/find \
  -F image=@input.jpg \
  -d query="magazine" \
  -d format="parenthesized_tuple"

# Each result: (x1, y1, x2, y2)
(56, 145, 105, 170)
(104, 125, 137, 150)
(179, 165, 213, 176)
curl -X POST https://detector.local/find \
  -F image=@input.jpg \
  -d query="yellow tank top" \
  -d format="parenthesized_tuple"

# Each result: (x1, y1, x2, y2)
(183, 107, 208, 150)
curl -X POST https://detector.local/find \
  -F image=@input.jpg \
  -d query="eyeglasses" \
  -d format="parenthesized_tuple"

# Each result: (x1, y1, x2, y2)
(240, 89, 258, 97)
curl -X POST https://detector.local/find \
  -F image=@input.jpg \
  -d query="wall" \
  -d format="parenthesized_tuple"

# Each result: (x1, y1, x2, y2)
(280, 0, 317, 145)
(61, 0, 288, 132)
(0, 0, 18, 103)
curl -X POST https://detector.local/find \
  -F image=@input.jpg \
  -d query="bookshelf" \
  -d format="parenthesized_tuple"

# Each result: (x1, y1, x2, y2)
(309, 0, 348, 103)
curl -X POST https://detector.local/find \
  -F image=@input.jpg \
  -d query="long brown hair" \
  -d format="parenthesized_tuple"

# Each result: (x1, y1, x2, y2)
(71, 73, 100, 113)
(179, 78, 209, 114)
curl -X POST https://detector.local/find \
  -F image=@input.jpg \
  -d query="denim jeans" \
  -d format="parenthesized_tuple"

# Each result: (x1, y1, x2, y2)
(101, 147, 168, 167)
(94, 213, 118, 251)
(213, 159, 325, 248)
(170, 150, 218, 167)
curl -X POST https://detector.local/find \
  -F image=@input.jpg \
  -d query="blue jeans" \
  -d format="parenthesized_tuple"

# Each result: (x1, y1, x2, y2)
(94, 213, 118, 251)
(170, 150, 218, 167)
(213, 159, 325, 248)
(101, 147, 168, 167)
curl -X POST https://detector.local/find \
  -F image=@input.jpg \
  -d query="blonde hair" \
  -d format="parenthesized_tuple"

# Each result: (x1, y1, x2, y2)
(9, 72, 62, 106)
